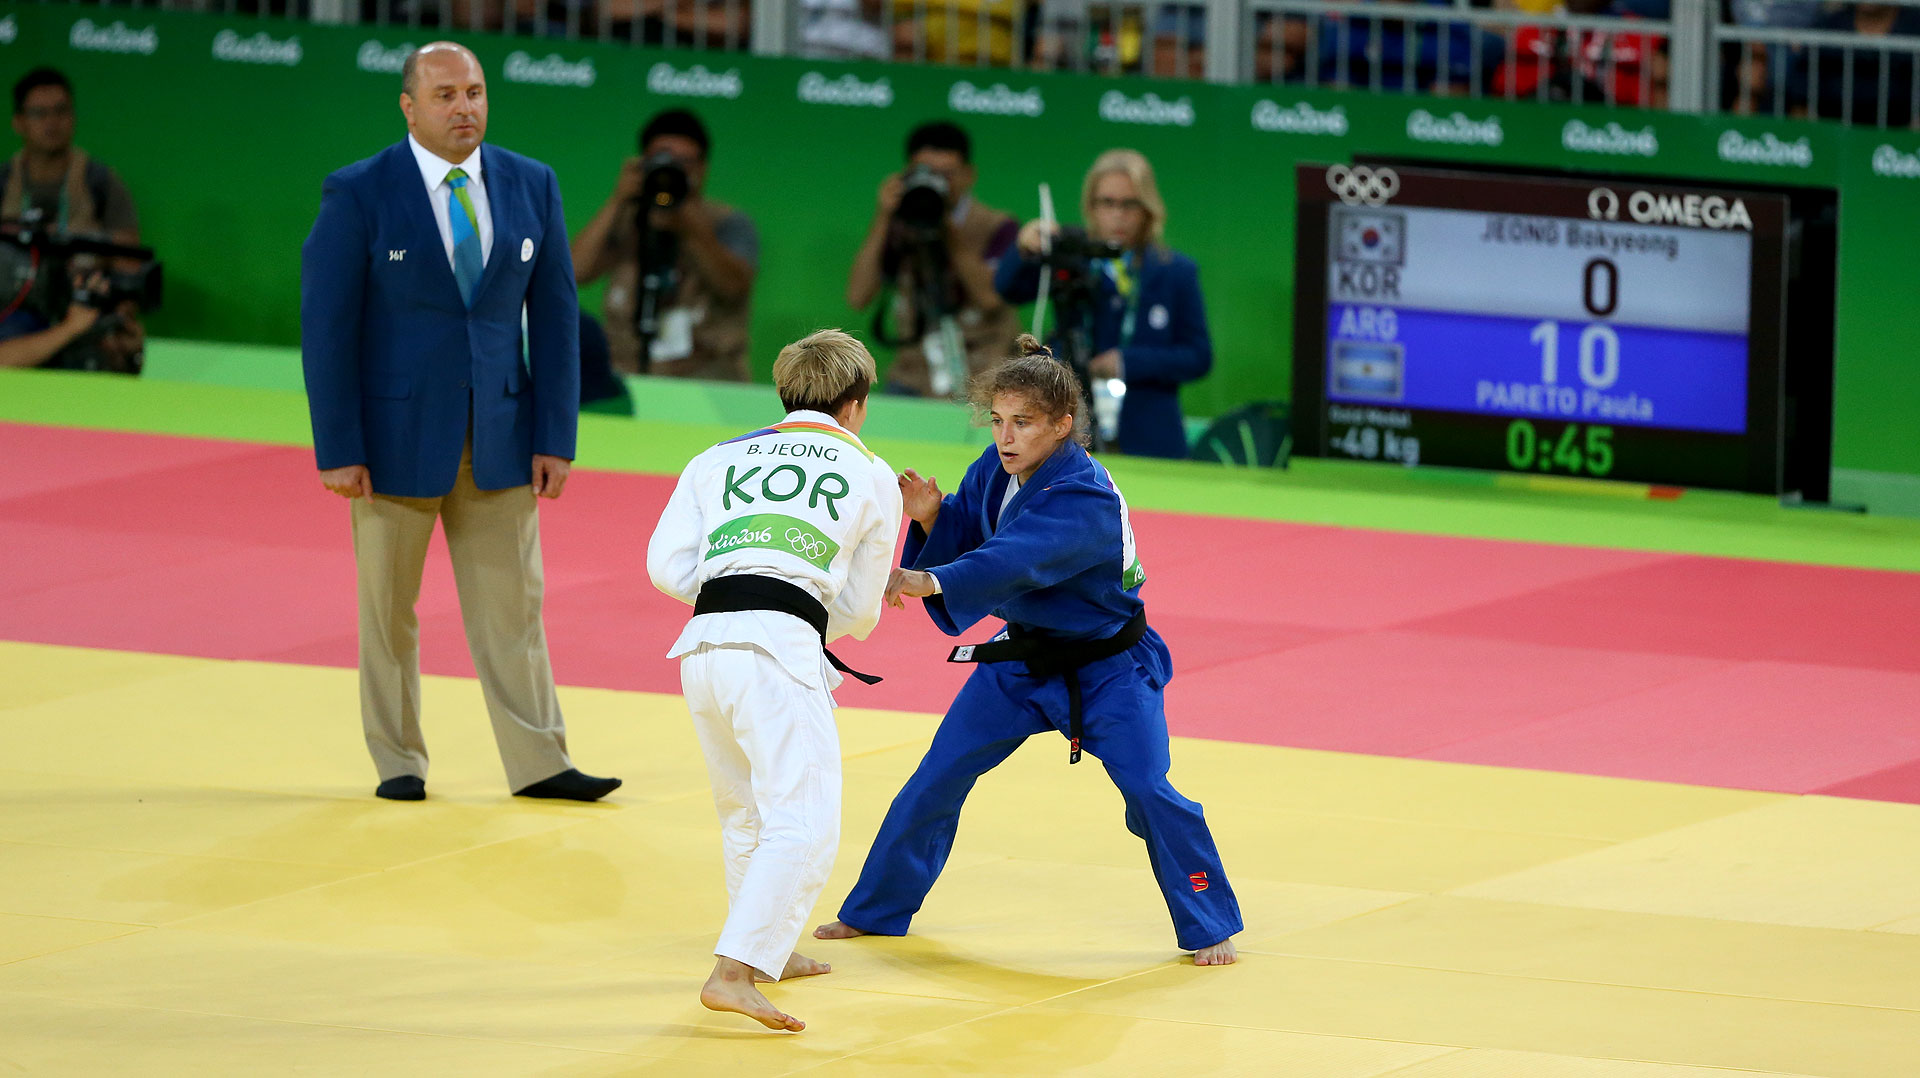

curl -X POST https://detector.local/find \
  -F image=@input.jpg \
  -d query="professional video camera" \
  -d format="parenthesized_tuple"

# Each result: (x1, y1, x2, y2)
(1043, 226, 1126, 272)
(1037, 226, 1127, 449)
(0, 212, 161, 374)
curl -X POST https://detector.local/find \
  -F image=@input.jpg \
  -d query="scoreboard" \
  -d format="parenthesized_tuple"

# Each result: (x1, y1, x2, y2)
(1292, 163, 1790, 493)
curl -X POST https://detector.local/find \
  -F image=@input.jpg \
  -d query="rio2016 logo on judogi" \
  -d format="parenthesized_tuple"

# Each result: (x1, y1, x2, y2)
(705, 514, 842, 572)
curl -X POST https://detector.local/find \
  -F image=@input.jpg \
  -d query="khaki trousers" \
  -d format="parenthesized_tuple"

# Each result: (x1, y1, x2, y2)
(350, 443, 571, 790)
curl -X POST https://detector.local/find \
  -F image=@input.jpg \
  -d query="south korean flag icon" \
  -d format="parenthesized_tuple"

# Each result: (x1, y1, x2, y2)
(1334, 209, 1406, 266)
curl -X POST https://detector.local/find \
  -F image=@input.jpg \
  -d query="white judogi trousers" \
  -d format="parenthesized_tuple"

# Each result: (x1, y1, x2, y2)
(681, 641, 841, 980)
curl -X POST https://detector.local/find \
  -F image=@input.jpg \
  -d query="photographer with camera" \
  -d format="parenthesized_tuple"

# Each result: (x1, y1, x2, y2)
(994, 149, 1211, 459)
(846, 121, 1018, 399)
(572, 108, 757, 382)
(1, 67, 153, 373)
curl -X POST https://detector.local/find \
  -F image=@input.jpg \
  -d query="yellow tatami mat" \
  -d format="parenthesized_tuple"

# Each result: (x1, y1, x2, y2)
(2, 641, 1917, 1076)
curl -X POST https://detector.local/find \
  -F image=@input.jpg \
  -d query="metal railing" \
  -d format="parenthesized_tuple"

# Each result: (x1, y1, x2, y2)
(1714, 14, 1920, 127)
(33, 0, 1920, 126)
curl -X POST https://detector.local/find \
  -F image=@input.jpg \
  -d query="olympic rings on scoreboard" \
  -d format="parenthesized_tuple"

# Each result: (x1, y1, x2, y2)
(1326, 165, 1400, 207)
(786, 527, 830, 561)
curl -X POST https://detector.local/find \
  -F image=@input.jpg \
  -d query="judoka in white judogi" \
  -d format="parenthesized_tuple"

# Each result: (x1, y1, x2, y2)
(647, 408, 901, 996)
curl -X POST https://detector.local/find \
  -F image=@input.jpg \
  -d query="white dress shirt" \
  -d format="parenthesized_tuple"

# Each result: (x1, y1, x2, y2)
(407, 134, 493, 269)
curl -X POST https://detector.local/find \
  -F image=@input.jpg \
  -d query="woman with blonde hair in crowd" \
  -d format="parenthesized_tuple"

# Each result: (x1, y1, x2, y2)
(993, 148, 1213, 459)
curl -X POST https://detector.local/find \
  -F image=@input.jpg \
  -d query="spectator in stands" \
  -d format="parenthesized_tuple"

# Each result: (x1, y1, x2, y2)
(889, 0, 1023, 64)
(1724, 0, 1820, 113)
(1149, 5, 1208, 78)
(847, 121, 1019, 399)
(994, 149, 1211, 460)
(572, 108, 758, 381)
(1568, 0, 1668, 107)
(1489, 0, 1564, 100)
(0, 67, 145, 372)
(1787, 2, 1920, 125)
(1252, 10, 1310, 83)
(600, 0, 753, 47)
(1314, 0, 1506, 95)
(797, 0, 892, 59)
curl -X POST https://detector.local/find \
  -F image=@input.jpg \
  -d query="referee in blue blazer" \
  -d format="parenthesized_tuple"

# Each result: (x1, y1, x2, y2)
(300, 42, 619, 803)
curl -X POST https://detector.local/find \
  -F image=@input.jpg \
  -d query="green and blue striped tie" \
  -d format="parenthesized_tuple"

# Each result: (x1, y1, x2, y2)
(446, 167, 484, 307)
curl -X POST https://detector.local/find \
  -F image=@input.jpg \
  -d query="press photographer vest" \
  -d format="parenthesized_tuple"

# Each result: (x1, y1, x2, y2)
(1, 148, 107, 233)
(884, 198, 1021, 398)
(602, 197, 751, 382)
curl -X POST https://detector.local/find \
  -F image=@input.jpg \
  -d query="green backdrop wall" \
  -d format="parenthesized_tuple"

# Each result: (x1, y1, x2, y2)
(4, 3, 1917, 488)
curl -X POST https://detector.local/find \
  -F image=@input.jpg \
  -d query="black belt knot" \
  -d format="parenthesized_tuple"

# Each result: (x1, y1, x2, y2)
(946, 610, 1148, 763)
(693, 574, 882, 685)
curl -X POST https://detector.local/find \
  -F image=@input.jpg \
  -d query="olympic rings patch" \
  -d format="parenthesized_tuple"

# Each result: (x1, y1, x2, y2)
(786, 527, 830, 561)
(1326, 165, 1400, 207)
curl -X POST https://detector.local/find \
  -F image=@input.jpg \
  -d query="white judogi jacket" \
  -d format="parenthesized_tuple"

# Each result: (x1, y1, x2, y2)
(647, 410, 902, 691)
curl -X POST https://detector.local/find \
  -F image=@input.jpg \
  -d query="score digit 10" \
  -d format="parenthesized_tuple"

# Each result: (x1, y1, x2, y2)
(1505, 420, 1616, 477)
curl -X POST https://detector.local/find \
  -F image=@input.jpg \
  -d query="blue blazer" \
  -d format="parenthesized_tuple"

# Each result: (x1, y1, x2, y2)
(996, 245, 1212, 460)
(301, 140, 580, 497)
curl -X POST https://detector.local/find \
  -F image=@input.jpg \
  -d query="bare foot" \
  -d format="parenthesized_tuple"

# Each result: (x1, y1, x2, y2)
(700, 957, 804, 1032)
(753, 952, 832, 983)
(1193, 938, 1238, 966)
(813, 920, 867, 940)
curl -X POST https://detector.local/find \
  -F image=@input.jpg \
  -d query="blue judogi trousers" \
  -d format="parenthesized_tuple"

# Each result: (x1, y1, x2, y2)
(838, 644, 1243, 952)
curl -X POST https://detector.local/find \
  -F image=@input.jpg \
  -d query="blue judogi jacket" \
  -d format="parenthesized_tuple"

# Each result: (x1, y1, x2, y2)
(903, 442, 1173, 687)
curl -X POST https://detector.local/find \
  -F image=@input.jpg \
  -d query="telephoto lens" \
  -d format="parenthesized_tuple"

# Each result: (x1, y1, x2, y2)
(640, 150, 690, 209)
(894, 163, 950, 234)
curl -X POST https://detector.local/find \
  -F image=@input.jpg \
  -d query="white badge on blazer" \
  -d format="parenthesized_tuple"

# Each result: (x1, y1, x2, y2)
(520, 237, 534, 262)
(1147, 304, 1170, 331)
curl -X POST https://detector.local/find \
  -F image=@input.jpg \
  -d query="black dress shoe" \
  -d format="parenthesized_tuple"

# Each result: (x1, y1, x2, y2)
(376, 775, 425, 801)
(513, 768, 622, 802)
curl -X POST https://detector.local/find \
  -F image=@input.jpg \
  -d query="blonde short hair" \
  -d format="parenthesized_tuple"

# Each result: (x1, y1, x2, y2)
(1081, 148, 1167, 246)
(773, 329, 878, 415)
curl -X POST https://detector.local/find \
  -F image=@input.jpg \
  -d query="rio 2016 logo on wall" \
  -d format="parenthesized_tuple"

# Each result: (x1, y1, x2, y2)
(1562, 119, 1658, 157)
(1251, 100, 1347, 136)
(797, 71, 893, 107)
(1716, 129, 1812, 168)
(1872, 144, 1920, 178)
(70, 18, 158, 54)
(503, 51, 595, 88)
(649, 62, 743, 99)
(948, 81, 1044, 117)
(1406, 109, 1503, 146)
(1098, 91, 1195, 126)
(212, 29, 302, 66)
(357, 40, 414, 75)
(0, 15, 17, 45)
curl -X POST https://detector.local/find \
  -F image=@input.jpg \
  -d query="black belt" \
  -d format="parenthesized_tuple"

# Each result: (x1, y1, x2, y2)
(946, 610, 1148, 764)
(693, 575, 882, 685)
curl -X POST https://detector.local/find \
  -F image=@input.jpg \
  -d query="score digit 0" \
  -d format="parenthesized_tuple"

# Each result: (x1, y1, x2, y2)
(1583, 257, 1618, 317)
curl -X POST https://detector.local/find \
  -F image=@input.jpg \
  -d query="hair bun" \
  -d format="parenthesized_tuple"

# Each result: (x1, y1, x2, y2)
(1013, 333, 1053, 360)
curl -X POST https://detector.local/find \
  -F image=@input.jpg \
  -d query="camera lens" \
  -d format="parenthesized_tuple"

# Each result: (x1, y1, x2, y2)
(895, 164, 950, 232)
(640, 150, 690, 209)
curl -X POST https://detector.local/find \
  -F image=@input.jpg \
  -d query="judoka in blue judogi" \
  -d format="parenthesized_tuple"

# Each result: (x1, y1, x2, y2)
(817, 355, 1242, 961)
